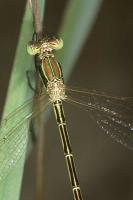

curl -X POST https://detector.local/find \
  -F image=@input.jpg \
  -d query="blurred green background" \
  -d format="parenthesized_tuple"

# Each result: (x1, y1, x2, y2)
(0, 0, 133, 200)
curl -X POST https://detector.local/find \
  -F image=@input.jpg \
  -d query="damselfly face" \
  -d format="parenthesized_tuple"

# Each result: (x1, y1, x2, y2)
(27, 37, 63, 56)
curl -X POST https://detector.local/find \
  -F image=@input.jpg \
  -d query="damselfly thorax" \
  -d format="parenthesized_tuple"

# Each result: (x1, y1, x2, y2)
(27, 37, 66, 103)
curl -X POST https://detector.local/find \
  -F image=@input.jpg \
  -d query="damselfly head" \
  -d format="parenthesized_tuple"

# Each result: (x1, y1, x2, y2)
(27, 37, 63, 58)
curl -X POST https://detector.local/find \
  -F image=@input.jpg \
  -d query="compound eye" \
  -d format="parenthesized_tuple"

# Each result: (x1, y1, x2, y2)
(27, 41, 40, 55)
(49, 38, 63, 50)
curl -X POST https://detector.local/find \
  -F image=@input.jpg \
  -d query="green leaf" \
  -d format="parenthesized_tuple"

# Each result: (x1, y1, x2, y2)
(0, 2, 43, 199)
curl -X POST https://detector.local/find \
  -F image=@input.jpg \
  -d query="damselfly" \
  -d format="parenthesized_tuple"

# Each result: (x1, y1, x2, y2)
(0, 36, 133, 200)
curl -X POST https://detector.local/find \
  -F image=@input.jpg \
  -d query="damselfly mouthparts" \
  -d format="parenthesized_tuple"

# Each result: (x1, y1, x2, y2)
(0, 37, 133, 200)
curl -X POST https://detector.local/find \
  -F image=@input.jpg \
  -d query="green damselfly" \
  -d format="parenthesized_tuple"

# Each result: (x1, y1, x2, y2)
(0, 36, 133, 200)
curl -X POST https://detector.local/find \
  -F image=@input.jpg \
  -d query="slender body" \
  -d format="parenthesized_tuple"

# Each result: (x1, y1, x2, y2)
(27, 37, 83, 200)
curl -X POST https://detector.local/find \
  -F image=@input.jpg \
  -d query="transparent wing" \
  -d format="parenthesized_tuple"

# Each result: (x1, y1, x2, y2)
(0, 92, 50, 182)
(65, 86, 133, 150)
(0, 121, 29, 182)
